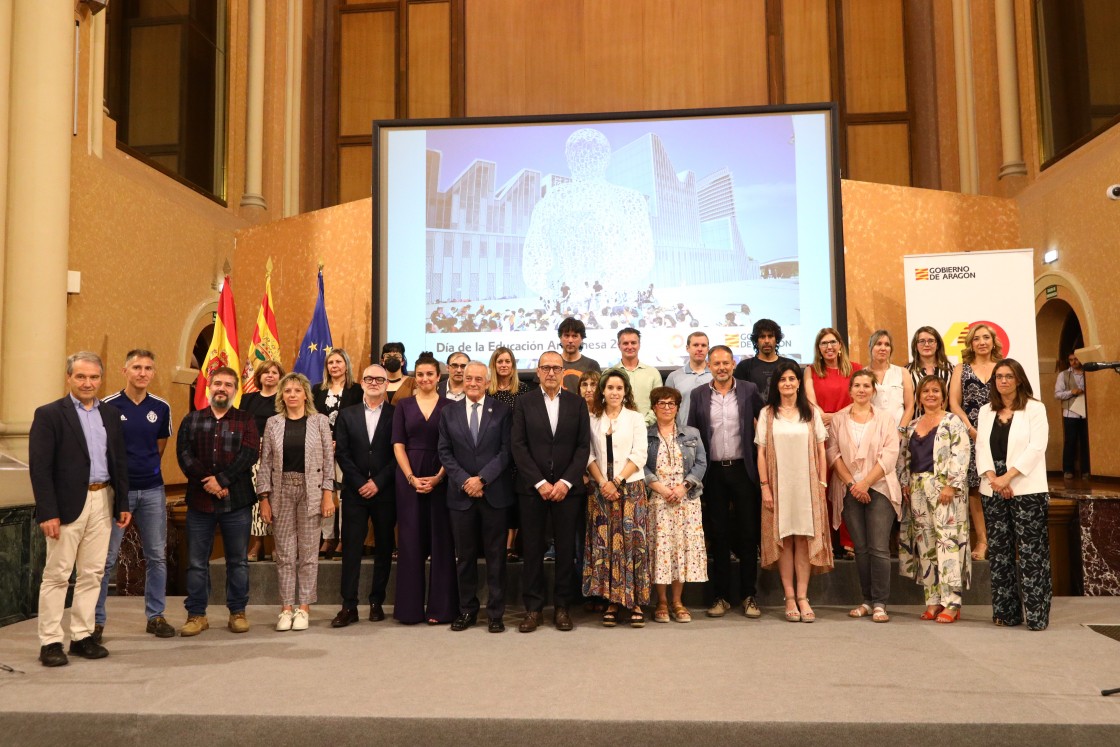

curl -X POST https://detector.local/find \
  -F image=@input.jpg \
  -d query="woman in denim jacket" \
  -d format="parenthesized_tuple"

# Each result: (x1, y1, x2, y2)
(644, 386, 708, 623)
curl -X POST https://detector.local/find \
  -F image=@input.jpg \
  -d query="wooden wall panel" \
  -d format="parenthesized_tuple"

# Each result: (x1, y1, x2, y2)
(847, 123, 911, 186)
(339, 10, 396, 137)
(841, 0, 907, 113)
(465, 0, 768, 116)
(338, 144, 373, 204)
(783, 0, 831, 104)
(1084, 0, 1120, 105)
(408, 1, 451, 118)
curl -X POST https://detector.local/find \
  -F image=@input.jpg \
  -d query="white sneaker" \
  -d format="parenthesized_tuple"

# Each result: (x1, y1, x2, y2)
(276, 610, 294, 632)
(292, 609, 309, 631)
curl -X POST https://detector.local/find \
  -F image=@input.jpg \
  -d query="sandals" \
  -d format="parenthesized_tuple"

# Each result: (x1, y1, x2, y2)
(653, 604, 670, 624)
(797, 597, 815, 623)
(629, 608, 646, 628)
(872, 606, 890, 623)
(602, 605, 619, 627)
(506, 549, 520, 562)
(920, 605, 945, 621)
(935, 605, 961, 624)
(670, 604, 692, 623)
(971, 542, 988, 561)
(783, 597, 801, 622)
(849, 604, 873, 618)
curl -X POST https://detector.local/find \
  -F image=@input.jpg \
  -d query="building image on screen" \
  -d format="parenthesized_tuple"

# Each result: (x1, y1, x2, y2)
(379, 108, 840, 367)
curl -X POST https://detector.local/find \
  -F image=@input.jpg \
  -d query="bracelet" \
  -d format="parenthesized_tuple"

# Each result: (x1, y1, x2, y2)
(406, 474, 415, 485)
(759, 481, 769, 486)
(818, 480, 828, 487)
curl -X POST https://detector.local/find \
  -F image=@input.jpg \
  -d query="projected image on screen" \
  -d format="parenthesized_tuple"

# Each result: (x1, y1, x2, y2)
(377, 107, 840, 368)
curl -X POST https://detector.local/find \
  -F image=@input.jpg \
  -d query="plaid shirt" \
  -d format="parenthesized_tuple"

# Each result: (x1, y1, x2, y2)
(176, 406, 260, 513)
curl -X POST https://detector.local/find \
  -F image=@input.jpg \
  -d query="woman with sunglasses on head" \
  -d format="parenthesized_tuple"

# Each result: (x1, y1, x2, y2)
(949, 324, 1002, 562)
(975, 359, 1052, 631)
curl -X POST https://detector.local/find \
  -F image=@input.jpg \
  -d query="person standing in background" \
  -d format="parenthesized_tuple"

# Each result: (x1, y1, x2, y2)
(611, 327, 663, 424)
(734, 319, 797, 404)
(666, 331, 711, 428)
(1054, 352, 1089, 481)
(558, 317, 601, 394)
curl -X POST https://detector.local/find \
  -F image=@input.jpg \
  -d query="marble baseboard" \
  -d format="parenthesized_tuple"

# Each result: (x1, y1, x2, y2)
(1079, 499, 1120, 595)
(0, 504, 45, 626)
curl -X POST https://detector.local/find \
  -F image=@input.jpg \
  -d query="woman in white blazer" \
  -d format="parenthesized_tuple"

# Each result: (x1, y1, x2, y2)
(584, 369, 651, 627)
(975, 359, 1051, 631)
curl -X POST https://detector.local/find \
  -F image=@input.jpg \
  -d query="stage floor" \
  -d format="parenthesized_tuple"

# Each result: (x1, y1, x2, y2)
(2, 598, 1119, 745)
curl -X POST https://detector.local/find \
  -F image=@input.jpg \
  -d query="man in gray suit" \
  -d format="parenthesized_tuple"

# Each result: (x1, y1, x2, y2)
(438, 361, 514, 633)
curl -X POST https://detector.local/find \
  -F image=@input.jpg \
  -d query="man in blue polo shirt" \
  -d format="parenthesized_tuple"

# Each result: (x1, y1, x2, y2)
(95, 349, 175, 639)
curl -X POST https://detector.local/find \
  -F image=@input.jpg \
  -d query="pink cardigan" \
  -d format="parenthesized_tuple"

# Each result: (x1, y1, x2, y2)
(825, 407, 902, 529)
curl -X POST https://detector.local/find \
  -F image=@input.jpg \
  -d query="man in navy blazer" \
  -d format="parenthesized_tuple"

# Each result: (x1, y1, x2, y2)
(29, 352, 131, 667)
(331, 364, 397, 627)
(437, 361, 514, 633)
(510, 350, 591, 633)
(687, 345, 765, 620)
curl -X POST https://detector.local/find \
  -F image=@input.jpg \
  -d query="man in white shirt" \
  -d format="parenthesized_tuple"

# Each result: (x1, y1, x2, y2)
(1054, 352, 1090, 480)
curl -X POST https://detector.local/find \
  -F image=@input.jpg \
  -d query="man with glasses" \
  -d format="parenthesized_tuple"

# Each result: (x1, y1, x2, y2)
(438, 361, 514, 633)
(511, 351, 591, 632)
(439, 351, 469, 401)
(331, 364, 397, 626)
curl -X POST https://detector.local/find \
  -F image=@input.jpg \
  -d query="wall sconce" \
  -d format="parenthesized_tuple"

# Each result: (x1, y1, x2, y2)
(80, 0, 110, 15)
(1042, 248, 1058, 264)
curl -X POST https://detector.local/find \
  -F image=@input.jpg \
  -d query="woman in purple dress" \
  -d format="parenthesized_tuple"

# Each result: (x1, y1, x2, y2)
(391, 354, 457, 624)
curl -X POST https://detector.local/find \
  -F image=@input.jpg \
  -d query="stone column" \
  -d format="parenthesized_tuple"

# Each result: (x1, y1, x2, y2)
(87, 8, 106, 158)
(995, 0, 1027, 178)
(240, 0, 267, 210)
(952, 0, 979, 194)
(283, 0, 303, 217)
(0, 0, 74, 458)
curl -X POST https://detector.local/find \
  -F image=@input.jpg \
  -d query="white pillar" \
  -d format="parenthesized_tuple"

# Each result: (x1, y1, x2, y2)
(283, 0, 303, 217)
(240, 0, 267, 210)
(952, 0, 980, 194)
(1, 0, 74, 457)
(995, 0, 1027, 178)
(87, 8, 106, 158)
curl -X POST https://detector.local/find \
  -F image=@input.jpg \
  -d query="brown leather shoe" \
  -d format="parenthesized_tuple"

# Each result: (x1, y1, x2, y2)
(331, 608, 359, 628)
(369, 603, 385, 622)
(553, 606, 574, 631)
(518, 611, 542, 633)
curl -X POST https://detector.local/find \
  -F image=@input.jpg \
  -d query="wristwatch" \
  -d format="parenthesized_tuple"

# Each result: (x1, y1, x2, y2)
(845, 481, 854, 490)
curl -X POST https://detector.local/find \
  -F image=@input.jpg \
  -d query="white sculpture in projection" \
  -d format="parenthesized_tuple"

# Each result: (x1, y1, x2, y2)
(522, 128, 654, 297)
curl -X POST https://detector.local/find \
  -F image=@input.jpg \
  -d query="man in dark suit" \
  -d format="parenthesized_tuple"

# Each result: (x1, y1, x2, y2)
(511, 350, 591, 632)
(687, 344, 765, 621)
(331, 364, 397, 627)
(30, 352, 132, 667)
(438, 361, 514, 633)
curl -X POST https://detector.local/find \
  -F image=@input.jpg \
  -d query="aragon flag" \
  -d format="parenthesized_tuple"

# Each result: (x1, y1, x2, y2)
(193, 275, 242, 410)
(241, 269, 281, 393)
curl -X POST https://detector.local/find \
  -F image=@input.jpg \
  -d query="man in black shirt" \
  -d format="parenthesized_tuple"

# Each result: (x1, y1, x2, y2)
(733, 319, 799, 402)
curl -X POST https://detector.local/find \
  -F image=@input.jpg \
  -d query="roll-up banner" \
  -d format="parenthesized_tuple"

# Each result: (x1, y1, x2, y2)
(903, 249, 1040, 395)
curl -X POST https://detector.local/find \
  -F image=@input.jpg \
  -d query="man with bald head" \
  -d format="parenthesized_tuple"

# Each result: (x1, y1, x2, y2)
(510, 351, 591, 632)
(331, 364, 397, 627)
(438, 361, 514, 632)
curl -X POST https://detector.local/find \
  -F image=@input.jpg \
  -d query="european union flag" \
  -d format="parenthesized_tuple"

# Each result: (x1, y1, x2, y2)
(293, 270, 333, 385)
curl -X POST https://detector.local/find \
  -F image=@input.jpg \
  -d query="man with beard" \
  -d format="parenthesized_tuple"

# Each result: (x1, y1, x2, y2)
(176, 367, 261, 636)
(734, 319, 798, 403)
(557, 317, 600, 394)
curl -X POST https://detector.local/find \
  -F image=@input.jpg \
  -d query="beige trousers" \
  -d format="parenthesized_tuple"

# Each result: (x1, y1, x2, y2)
(38, 487, 113, 646)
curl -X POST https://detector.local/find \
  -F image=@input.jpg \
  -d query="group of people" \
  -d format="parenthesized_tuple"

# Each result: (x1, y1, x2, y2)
(29, 316, 1059, 667)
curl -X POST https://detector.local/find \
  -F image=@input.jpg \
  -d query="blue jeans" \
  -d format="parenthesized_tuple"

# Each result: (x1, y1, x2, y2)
(185, 505, 252, 616)
(96, 486, 169, 624)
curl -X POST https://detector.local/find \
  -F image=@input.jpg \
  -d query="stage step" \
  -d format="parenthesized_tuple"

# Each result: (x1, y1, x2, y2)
(208, 556, 991, 608)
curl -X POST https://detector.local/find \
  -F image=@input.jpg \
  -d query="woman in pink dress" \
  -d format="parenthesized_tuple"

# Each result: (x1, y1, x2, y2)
(804, 327, 863, 557)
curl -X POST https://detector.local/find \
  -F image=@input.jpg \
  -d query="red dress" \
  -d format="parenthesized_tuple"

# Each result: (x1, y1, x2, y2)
(811, 363, 863, 551)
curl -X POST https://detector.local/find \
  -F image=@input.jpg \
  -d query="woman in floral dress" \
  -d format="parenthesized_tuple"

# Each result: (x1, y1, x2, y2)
(898, 375, 971, 622)
(644, 386, 707, 623)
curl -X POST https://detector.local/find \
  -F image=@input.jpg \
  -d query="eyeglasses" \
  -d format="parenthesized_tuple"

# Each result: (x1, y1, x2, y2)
(362, 376, 387, 384)
(820, 340, 840, 348)
(448, 363, 467, 369)
(916, 338, 937, 346)
(654, 401, 678, 409)
(538, 365, 563, 374)
(994, 374, 1017, 381)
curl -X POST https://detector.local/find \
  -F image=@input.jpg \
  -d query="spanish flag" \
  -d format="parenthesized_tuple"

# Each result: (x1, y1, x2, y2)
(241, 268, 281, 393)
(194, 275, 242, 410)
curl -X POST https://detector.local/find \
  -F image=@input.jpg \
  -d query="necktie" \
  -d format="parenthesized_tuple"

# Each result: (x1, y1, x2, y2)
(470, 402, 480, 444)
